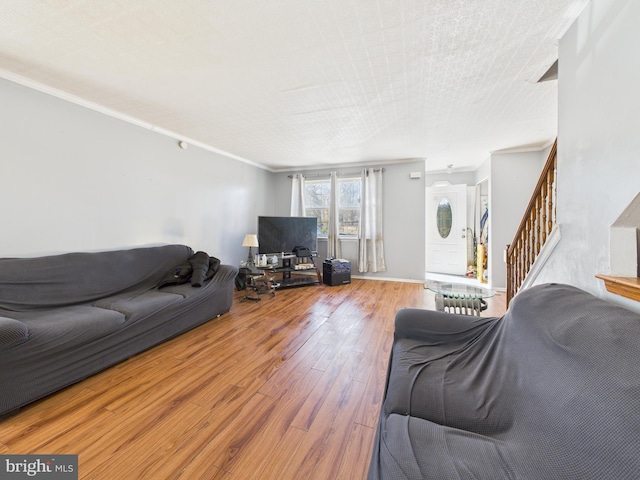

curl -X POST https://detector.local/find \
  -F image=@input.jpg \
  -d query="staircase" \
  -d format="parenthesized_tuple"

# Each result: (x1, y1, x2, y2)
(506, 139, 558, 306)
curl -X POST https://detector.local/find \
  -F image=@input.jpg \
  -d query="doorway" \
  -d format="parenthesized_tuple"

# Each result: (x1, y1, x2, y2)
(425, 183, 468, 275)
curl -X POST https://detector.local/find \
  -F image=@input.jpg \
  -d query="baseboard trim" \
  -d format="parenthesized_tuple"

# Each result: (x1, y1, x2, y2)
(350, 275, 425, 284)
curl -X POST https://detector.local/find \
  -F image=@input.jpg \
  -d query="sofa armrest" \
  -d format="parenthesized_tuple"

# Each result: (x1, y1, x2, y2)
(394, 307, 498, 342)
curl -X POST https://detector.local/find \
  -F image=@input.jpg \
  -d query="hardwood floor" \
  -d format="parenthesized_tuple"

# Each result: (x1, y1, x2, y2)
(0, 279, 506, 479)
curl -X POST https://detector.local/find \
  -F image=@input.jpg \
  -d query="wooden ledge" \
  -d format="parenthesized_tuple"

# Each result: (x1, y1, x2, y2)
(596, 274, 640, 302)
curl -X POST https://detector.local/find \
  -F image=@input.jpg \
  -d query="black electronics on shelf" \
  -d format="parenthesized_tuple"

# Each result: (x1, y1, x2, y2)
(268, 248, 321, 289)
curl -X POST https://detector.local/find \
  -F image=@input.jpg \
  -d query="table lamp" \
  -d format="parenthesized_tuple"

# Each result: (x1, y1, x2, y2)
(242, 234, 259, 265)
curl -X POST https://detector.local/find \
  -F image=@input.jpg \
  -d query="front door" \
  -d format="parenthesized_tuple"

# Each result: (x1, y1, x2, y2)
(426, 184, 468, 275)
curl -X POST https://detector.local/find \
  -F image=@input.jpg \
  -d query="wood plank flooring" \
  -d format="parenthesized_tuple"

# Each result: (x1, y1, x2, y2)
(0, 279, 506, 479)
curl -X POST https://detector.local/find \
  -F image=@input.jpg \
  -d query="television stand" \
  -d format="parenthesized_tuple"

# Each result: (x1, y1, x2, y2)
(258, 253, 321, 289)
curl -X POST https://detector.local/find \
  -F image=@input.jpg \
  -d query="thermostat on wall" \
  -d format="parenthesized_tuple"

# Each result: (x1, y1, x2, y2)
(410, 172, 422, 179)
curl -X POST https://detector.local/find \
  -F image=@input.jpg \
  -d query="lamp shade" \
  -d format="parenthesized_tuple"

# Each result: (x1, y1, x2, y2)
(242, 234, 259, 248)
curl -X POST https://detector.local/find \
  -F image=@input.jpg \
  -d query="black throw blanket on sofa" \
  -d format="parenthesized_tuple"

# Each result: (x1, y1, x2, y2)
(157, 251, 221, 288)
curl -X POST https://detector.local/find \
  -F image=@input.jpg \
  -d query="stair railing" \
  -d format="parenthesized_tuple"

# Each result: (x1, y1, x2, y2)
(506, 139, 557, 306)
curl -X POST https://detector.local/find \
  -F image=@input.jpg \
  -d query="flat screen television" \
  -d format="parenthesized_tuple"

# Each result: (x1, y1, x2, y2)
(258, 216, 317, 255)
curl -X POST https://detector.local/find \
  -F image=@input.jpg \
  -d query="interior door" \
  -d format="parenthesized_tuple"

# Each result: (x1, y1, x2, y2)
(426, 184, 468, 275)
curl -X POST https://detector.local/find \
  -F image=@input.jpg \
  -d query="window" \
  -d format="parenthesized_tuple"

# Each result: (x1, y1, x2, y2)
(304, 177, 361, 236)
(304, 180, 330, 235)
(338, 178, 360, 235)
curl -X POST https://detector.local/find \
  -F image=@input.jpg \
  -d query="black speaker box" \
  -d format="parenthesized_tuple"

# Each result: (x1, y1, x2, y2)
(323, 259, 351, 286)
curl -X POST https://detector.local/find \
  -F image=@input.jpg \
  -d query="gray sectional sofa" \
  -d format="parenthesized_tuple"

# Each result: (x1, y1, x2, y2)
(0, 244, 237, 418)
(368, 283, 640, 480)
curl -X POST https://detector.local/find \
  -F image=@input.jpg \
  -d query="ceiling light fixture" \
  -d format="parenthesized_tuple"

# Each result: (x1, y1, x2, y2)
(178, 141, 188, 149)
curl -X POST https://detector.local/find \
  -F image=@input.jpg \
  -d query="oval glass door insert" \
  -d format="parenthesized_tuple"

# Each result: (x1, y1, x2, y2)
(437, 198, 453, 239)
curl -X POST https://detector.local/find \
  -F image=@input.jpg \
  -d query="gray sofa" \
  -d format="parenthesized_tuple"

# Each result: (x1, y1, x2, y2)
(0, 244, 237, 418)
(368, 283, 640, 480)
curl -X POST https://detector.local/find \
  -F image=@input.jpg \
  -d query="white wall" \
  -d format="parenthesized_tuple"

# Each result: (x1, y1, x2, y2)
(0, 78, 272, 264)
(380, 161, 426, 281)
(425, 171, 476, 187)
(533, 0, 640, 313)
(489, 151, 546, 289)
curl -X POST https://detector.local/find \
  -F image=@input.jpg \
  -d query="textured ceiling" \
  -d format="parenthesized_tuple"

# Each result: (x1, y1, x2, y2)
(0, 0, 587, 172)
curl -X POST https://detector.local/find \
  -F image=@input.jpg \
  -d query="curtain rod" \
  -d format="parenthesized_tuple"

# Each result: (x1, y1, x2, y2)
(288, 168, 384, 178)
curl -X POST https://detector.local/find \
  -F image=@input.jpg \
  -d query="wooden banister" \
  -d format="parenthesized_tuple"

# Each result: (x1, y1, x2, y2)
(506, 139, 557, 306)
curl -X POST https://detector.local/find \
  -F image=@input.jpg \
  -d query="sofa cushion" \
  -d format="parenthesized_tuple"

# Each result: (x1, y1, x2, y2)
(375, 412, 513, 480)
(0, 317, 29, 350)
(92, 290, 183, 321)
(17, 306, 127, 346)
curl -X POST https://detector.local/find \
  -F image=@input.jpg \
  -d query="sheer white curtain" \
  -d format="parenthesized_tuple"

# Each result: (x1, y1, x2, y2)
(358, 168, 386, 273)
(327, 172, 341, 258)
(290, 173, 306, 216)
